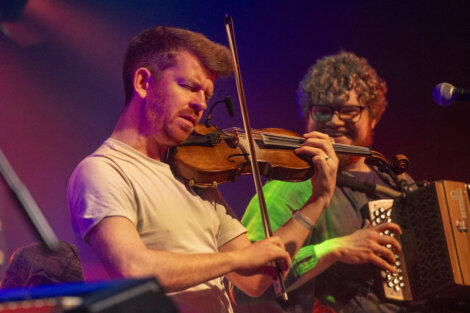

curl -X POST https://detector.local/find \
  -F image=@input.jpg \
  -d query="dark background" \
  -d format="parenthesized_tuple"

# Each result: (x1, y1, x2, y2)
(0, 0, 469, 278)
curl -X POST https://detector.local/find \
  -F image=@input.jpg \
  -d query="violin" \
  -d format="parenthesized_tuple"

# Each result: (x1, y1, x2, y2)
(169, 124, 392, 188)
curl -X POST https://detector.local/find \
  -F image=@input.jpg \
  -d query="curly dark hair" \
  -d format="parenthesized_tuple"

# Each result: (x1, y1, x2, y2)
(297, 51, 387, 123)
(123, 26, 234, 105)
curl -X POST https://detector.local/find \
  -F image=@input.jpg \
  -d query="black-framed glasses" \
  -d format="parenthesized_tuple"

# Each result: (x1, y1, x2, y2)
(310, 105, 365, 123)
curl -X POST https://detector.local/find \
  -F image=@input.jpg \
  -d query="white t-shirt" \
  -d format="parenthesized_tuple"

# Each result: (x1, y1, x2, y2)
(68, 138, 246, 313)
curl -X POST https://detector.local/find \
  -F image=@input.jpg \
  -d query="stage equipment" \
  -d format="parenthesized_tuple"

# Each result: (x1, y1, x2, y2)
(433, 82, 470, 106)
(0, 149, 59, 250)
(0, 277, 178, 313)
(368, 180, 470, 301)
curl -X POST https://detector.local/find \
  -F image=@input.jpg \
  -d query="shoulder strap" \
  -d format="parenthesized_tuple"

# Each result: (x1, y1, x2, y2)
(336, 171, 401, 198)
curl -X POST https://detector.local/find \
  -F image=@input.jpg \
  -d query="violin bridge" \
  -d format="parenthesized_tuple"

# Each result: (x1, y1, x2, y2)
(225, 127, 239, 148)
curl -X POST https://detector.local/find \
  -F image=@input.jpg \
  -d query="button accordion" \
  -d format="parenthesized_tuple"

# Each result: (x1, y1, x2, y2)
(368, 180, 470, 301)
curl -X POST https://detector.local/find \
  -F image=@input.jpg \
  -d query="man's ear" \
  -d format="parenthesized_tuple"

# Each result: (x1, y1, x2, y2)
(133, 67, 152, 99)
(370, 118, 377, 130)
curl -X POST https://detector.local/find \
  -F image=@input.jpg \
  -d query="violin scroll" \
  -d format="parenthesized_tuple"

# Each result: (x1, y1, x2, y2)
(365, 151, 410, 176)
(390, 154, 410, 175)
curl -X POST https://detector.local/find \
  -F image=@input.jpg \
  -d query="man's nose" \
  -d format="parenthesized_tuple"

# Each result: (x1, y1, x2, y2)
(189, 91, 207, 113)
(326, 110, 343, 124)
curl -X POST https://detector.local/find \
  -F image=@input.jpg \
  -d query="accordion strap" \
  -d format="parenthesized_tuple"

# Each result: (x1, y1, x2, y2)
(337, 172, 402, 198)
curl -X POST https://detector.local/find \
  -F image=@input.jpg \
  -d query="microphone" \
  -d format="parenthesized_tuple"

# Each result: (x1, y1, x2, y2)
(224, 95, 235, 118)
(433, 82, 470, 106)
(204, 96, 235, 127)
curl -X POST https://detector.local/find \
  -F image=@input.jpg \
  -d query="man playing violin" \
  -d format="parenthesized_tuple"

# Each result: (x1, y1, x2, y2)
(67, 26, 339, 313)
(240, 51, 412, 313)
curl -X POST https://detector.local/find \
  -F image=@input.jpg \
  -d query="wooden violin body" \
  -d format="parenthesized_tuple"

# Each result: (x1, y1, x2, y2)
(169, 125, 313, 187)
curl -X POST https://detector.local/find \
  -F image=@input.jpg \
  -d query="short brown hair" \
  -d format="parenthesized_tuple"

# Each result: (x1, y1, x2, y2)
(297, 51, 387, 123)
(123, 26, 234, 104)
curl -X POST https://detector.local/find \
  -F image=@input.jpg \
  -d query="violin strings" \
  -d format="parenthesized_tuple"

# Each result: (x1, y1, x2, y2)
(221, 128, 371, 155)
(224, 128, 305, 142)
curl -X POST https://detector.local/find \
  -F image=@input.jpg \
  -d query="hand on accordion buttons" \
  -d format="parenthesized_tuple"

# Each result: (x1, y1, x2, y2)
(331, 222, 402, 273)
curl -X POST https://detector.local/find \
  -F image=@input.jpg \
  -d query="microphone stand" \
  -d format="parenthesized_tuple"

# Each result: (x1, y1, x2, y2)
(0, 148, 59, 251)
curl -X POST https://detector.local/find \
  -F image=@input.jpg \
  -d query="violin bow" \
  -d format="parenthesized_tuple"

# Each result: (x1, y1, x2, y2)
(224, 15, 288, 301)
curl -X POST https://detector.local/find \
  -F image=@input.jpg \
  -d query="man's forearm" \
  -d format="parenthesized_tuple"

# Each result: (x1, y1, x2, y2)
(119, 249, 242, 292)
(273, 196, 328, 258)
(88, 216, 243, 292)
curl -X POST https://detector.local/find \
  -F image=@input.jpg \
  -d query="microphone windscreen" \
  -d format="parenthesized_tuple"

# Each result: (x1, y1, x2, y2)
(224, 96, 235, 117)
(433, 82, 454, 106)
